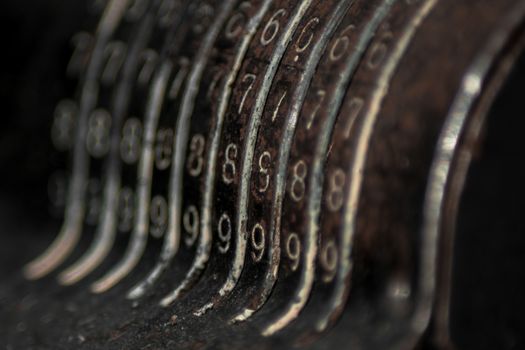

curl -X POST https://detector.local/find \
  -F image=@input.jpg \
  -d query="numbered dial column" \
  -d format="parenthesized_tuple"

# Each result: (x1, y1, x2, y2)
(87, 0, 191, 293)
(158, 0, 271, 304)
(256, 0, 393, 337)
(188, 0, 312, 316)
(126, 0, 221, 299)
(228, 0, 351, 323)
(58, 0, 165, 287)
(48, 0, 102, 219)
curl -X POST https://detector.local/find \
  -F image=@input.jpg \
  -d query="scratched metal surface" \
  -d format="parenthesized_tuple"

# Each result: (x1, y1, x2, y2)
(1, 0, 525, 349)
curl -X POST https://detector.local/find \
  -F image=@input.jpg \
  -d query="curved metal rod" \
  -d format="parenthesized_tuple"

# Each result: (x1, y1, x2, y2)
(192, 0, 315, 317)
(260, 0, 396, 336)
(231, 0, 354, 324)
(418, 2, 525, 346)
(90, 47, 170, 293)
(126, 0, 238, 301)
(57, 5, 163, 286)
(23, 0, 131, 280)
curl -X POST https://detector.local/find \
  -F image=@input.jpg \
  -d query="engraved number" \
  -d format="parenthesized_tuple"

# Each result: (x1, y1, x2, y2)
(343, 97, 364, 139)
(290, 159, 307, 202)
(225, 2, 251, 39)
(222, 143, 238, 184)
(238, 73, 256, 115)
(326, 168, 345, 212)
(155, 128, 174, 170)
(367, 31, 393, 70)
(306, 89, 325, 130)
(101, 41, 127, 85)
(187, 134, 205, 177)
(286, 232, 301, 271)
(329, 24, 354, 62)
(271, 90, 287, 122)
(320, 238, 338, 282)
(257, 151, 271, 193)
(168, 58, 190, 100)
(295, 17, 319, 53)
(67, 32, 93, 77)
(250, 222, 265, 262)
(86, 178, 101, 225)
(118, 187, 134, 232)
(120, 117, 143, 164)
(218, 212, 232, 253)
(137, 49, 158, 85)
(207, 68, 224, 102)
(260, 9, 286, 46)
(150, 195, 168, 238)
(87, 109, 111, 158)
(193, 3, 214, 34)
(183, 205, 199, 247)
(51, 99, 77, 151)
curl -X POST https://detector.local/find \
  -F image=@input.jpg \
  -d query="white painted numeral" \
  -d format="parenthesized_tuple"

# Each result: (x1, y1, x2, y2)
(222, 143, 238, 184)
(87, 109, 111, 158)
(224, 2, 251, 40)
(289, 159, 307, 202)
(320, 239, 338, 282)
(260, 9, 286, 46)
(250, 222, 265, 262)
(187, 134, 206, 177)
(257, 151, 271, 193)
(118, 187, 134, 232)
(120, 117, 143, 164)
(305, 89, 325, 130)
(294, 17, 319, 53)
(329, 24, 354, 62)
(137, 49, 159, 86)
(207, 69, 224, 102)
(217, 212, 232, 253)
(51, 99, 77, 151)
(192, 3, 214, 34)
(367, 31, 393, 70)
(67, 32, 93, 77)
(101, 41, 127, 85)
(343, 97, 364, 139)
(238, 73, 256, 115)
(326, 168, 345, 212)
(155, 128, 173, 170)
(183, 205, 199, 247)
(168, 58, 190, 100)
(286, 232, 301, 271)
(150, 195, 168, 238)
(271, 90, 287, 122)
(85, 178, 101, 225)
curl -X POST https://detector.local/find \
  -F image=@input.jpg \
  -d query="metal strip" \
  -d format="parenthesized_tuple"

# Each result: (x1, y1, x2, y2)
(23, 0, 131, 280)
(58, 6, 165, 286)
(193, 0, 315, 317)
(89, 17, 172, 293)
(232, 0, 354, 324)
(262, 0, 396, 336)
(159, 0, 274, 307)
(418, 1, 525, 344)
